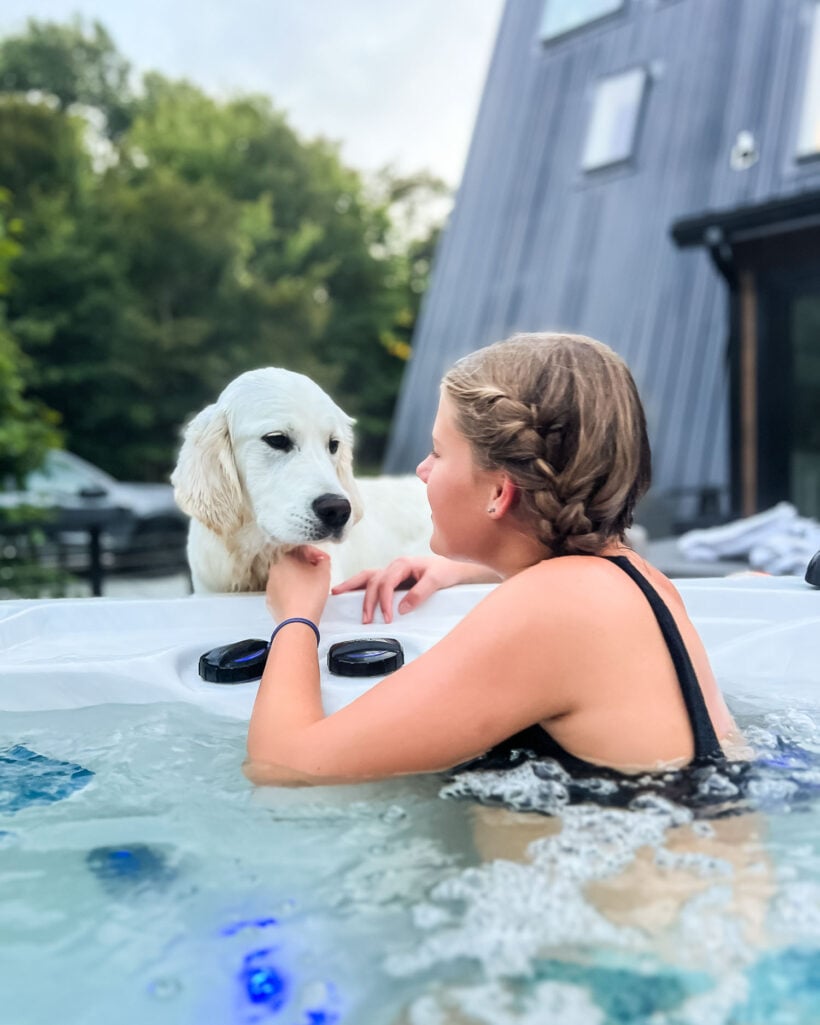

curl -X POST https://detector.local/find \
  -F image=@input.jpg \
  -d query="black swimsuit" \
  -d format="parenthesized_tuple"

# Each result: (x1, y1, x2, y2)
(461, 555, 724, 775)
(450, 559, 820, 818)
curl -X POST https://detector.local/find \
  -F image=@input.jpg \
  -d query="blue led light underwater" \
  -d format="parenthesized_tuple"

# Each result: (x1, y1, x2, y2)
(224, 917, 341, 1023)
(241, 948, 289, 1011)
(755, 738, 820, 772)
(303, 1009, 340, 1025)
(86, 843, 176, 895)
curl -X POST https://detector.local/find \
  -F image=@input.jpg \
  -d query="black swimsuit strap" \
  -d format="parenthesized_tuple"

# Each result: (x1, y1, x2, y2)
(602, 555, 723, 761)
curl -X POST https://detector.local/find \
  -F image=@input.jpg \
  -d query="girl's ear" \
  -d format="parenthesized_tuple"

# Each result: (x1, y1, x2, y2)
(488, 475, 518, 518)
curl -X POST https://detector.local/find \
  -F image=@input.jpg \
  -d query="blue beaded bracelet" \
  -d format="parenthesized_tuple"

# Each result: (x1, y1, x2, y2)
(270, 617, 320, 646)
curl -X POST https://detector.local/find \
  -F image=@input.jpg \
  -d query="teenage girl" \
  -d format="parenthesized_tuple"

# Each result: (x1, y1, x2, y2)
(246, 333, 741, 785)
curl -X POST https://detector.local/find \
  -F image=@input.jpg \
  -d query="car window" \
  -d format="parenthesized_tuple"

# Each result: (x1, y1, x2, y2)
(25, 452, 112, 497)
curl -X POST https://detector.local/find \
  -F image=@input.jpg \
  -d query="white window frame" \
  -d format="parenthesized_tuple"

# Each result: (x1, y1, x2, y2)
(797, 1, 820, 159)
(539, 0, 625, 43)
(581, 66, 648, 172)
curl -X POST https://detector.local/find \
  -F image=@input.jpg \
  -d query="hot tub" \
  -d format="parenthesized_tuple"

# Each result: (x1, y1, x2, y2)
(1, 577, 819, 1024)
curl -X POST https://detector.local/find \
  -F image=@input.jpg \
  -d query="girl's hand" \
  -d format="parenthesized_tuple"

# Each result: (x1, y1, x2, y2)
(266, 545, 331, 624)
(331, 555, 499, 624)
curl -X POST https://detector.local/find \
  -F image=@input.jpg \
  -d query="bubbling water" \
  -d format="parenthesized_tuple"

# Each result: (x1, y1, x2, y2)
(383, 707, 820, 1025)
(2, 701, 820, 1025)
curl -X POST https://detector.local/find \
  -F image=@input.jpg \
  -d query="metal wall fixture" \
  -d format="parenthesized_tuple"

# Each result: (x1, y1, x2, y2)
(730, 129, 759, 170)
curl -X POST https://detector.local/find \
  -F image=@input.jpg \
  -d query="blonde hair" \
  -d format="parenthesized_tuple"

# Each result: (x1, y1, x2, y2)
(442, 332, 651, 556)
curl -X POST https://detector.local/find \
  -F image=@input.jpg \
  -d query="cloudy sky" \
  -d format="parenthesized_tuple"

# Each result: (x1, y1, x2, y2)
(0, 0, 505, 187)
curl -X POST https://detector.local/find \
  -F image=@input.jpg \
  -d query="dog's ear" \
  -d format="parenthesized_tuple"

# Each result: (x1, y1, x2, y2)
(171, 403, 245, 536)
(336, 432, 364, 526)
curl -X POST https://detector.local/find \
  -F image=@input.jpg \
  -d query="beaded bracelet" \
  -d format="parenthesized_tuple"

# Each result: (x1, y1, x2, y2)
(270, 617, 320, 646)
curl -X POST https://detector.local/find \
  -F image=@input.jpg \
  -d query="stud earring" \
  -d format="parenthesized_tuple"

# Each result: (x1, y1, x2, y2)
(487, 506, 496, 514)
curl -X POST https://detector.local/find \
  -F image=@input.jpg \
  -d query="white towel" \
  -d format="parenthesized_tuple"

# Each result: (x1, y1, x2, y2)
(749, 518, 820, 575)
(677, 502, 799, 561)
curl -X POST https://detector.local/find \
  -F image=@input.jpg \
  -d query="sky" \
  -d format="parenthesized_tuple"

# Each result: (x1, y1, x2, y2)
(0, 0, 505, 189)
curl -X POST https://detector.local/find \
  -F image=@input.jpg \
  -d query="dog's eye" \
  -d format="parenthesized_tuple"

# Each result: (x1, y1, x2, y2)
(263, 433, 293, 453)
(328, 438, 340, 455)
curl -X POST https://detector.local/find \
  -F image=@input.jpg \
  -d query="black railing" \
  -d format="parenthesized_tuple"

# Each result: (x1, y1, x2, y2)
(1, 505, 189, 597)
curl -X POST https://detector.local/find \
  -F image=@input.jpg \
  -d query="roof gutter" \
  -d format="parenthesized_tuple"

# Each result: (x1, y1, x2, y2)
(669, 188, 820, 288)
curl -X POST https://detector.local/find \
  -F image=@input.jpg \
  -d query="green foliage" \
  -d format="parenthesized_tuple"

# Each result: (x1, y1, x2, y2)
(0, 187, 65, 597)
(0, 187, 61, 482)
(0, 18, 447, 481)
(0, 17, 133, 135)
(0, 96, 88, 201)
(0, 326, 61, 480)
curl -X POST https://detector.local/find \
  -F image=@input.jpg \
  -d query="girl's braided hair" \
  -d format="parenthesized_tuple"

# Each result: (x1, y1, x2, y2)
(442, 333, 651, 557)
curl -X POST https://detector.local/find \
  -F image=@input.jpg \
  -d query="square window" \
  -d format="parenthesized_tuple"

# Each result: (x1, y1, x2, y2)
(540, 0, 625, 42)
(581, 67, 647, 171)
(797, 1, 820, 158)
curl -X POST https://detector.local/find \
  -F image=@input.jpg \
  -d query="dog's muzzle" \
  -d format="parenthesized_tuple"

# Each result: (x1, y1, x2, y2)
(312, 493, 352, 538)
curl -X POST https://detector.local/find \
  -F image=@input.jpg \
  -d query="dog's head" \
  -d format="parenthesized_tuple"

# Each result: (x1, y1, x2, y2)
(171, 368, 364, 545)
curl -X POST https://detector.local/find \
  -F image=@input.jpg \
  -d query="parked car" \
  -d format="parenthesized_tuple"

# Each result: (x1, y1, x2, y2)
(0, 450, 189, 574)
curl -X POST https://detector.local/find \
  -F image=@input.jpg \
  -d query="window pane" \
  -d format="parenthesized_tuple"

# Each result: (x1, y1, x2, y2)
(797, 2, 820, 157)
(581, 67, 647, 171)
(540, 0, 624, 41)
(791, 292, 820, 518)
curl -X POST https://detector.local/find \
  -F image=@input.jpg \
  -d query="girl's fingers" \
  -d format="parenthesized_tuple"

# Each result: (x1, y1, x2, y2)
(362, 574, 384, 624)
(397, 575, 436, 615)
(377, 562, 420, 623)
(363, 565, 404, 623)
(331, 569, 373, 594)
(330, 558, 425, 622)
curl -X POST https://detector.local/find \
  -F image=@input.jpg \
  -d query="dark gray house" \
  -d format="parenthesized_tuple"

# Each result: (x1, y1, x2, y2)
(385, 0, 820, 528)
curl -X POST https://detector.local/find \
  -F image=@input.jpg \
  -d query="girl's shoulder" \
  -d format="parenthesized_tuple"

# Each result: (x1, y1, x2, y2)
(488, 552, 680, 632)
(503, 553, 638, 596)
(478, 555, 634, 632)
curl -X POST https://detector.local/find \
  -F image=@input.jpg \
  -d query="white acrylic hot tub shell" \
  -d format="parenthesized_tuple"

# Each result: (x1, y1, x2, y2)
(1, 576, 818, 716)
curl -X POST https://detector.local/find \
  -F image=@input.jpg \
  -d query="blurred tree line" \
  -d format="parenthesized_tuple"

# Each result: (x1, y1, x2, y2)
(0, 18, 445, 483)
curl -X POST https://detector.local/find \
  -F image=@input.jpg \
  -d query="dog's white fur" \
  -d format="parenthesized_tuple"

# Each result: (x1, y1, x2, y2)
(171, 367, 432, 592)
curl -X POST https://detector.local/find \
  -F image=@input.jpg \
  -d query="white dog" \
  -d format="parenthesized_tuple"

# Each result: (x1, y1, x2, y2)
(171, 367, 432, 592)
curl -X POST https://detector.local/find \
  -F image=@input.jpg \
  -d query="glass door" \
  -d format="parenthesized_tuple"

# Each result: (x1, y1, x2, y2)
(756, 266, 820, 519)
(791, 287, 820, 518)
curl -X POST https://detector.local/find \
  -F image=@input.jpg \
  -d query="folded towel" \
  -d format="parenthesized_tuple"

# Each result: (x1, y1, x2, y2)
(677, 502, 798, 561)
(749, 519, 820, 575)
(677, 502, 820, 574)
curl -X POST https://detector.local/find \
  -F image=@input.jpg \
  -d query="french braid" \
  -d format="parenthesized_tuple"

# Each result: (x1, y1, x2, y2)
(442, 333, 651, 557)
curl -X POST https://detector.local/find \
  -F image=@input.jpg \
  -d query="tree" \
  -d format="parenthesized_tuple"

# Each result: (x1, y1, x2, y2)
(0, 17, 133, 136)
(0, 19, 446, 480)
(0, 187, 60, 482)
(0, 187, 65, 599)
(0, 96, 88, 203)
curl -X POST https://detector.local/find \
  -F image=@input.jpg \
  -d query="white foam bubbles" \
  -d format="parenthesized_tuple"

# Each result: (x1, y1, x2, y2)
(406, 978, 606, 1025)
(440, 761, 571, 815)
(387, 801, 699, 980)
(769, 881, 820, 942)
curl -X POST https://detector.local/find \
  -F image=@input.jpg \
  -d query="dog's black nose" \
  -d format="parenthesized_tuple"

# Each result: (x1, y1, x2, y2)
(312, 494, 351, 532)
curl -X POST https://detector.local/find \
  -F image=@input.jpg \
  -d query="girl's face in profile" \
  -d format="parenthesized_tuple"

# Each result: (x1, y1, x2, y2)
(416, 392, 498, 562)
